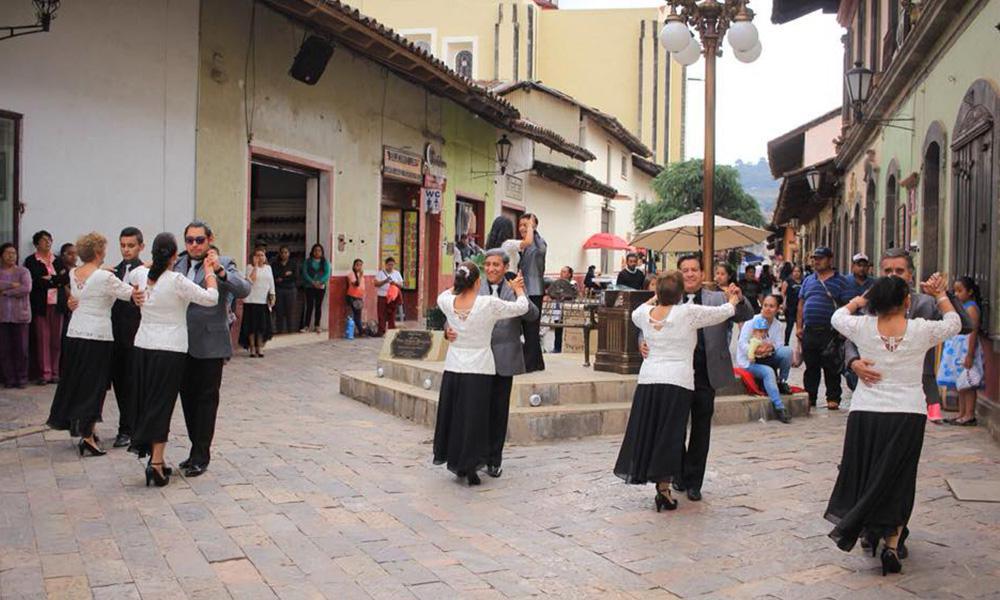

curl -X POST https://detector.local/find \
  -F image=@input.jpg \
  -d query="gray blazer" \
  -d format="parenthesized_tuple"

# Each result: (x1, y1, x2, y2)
(480, 278, 539, 377)
(174, 253, 251, 360)
(697, 288, 755, 390)
(845, 291, 972, 378)
(519, 232, 547, 297)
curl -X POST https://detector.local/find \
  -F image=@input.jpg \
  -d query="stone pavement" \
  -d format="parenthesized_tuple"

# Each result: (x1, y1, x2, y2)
(1, 337, 999, 599)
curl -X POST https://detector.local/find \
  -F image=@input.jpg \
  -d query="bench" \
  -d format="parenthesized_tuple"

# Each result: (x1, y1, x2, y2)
(540, 300, 600, 366)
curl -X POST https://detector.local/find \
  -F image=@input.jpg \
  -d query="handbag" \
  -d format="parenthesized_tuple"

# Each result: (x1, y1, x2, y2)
(816, 276, 845, 367)
(350, 297, 364, 312)
(956, 365, 983, 391)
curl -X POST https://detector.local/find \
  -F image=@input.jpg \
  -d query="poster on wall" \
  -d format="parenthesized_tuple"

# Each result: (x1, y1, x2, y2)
(380, 209, 402, 267)
(402, 210, 419, 290)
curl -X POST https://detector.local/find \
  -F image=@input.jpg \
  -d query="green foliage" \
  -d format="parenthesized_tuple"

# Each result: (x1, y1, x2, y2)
(634, 159, 766, 233)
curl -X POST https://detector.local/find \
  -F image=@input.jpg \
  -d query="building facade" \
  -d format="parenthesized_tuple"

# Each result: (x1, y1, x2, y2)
(772, 0, 1000, 437)
(1, 0, 519, 337)
(354, 0, 686, 164)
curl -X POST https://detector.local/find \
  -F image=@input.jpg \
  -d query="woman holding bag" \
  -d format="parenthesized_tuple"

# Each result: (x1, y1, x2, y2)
(346, 259, 366, 337)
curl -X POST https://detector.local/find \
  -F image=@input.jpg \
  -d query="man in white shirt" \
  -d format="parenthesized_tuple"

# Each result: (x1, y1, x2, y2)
(374, 257, 404, 336)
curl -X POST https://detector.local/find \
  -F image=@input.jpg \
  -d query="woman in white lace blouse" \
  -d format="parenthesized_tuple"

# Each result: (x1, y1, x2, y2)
(433, 261, 528, 486)
(825, 274, 959, 576)
(46, 233, 135, 456)
(127, 233, 219, 487)
(614, 271, 741, 511)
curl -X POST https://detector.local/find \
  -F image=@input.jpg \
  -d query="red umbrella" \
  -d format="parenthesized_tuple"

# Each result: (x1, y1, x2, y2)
(582, 232, 632, 250)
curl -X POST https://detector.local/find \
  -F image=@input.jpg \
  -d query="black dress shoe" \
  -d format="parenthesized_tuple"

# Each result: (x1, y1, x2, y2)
(777, 382, 792, 395)
(686, 489, 702, 502)
(486, 465, 503, 478)
(113, 434, 131, 448)
(776, 409, 792, 424)
(183, 464, 207, 477)
(179, 458, 192, 470)
(671, 481, 687, 493)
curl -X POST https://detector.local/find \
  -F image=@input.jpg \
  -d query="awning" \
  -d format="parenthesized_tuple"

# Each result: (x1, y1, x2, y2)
(532, 160, 618, 198)
(770, 159, 839, 226)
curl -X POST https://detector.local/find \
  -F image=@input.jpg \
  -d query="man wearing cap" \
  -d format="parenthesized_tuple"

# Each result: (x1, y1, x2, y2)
(796, 247, 855, 410)
(849, 253, 875, 296)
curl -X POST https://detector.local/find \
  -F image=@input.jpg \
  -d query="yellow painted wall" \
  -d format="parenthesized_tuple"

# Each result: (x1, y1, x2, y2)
(355, 0, 684, 165)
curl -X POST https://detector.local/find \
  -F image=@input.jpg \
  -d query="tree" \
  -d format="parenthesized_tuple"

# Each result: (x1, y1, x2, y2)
(634, 159, 766, 233)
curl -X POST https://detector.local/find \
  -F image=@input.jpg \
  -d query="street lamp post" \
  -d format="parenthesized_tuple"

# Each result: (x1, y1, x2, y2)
(660, 1, 761, 280)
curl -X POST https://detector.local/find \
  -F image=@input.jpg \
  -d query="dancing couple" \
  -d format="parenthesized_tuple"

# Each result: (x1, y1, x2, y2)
(434, 253, 538, 485)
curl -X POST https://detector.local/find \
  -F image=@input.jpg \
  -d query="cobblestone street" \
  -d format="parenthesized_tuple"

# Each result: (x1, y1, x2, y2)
(1, 338, 999, 599)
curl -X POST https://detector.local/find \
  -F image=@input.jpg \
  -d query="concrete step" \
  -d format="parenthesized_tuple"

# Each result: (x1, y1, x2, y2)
(340, 370, 810, 445)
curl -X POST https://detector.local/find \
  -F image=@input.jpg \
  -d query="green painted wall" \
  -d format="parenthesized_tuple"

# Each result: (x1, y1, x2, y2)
(440, 102, 498, 276)
(861, 0, 999, 275)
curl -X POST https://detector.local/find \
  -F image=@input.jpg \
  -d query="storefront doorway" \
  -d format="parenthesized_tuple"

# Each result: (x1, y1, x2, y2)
(249, 159, 319, 331)
(0, 111, 21, 248)
(380, 180, 420, 321)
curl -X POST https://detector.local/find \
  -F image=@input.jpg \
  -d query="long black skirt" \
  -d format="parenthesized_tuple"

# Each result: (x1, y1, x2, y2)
(46, 337, 114, 437)
(615, 383, 693, 485)
(433, 371, 494, 475)
(130, 348, 187, 457)
(239, 303, 273, 349)
(825, 411, 926, 552)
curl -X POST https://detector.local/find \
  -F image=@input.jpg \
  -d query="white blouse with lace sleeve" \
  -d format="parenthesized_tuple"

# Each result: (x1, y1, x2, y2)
(438, 290, 529, 374)
(128, 268, 220, 353)
(65, 268, 135, 342)
(832, 307, 961, 414)
(632, 302, 736, 389)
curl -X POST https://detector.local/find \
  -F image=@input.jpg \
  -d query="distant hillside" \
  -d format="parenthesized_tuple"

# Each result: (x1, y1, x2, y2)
(732, 158, 779, 220)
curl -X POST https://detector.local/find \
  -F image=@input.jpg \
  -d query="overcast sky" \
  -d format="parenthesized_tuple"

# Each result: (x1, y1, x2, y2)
(560, 0, 844, 164)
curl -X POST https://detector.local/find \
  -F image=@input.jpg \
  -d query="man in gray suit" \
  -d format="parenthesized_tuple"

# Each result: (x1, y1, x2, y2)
(846, 248, 971, 420)
(174, 221, 251, 477)
(446, 249, 539, 478)
(643, 255, 754, 501)
(518, 214, 547, 372)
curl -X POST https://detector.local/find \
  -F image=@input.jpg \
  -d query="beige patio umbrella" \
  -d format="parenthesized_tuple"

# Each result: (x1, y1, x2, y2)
(629, 211, 769, 252)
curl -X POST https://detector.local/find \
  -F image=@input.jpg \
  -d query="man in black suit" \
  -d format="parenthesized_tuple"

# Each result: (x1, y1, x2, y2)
(110, 227, 145, 448)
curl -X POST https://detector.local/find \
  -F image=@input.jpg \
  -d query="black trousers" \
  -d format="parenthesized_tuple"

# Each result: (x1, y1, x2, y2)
(681, 376, 715, 492)
(488, 375, 514, 468)
(802, 325, 843, 404)
(180, 356, 225, 467)
(346, 296, 363, 335)
(302, 287, 325, 329)
(274, 288, 297, 333)
(522, 296, 545, 372)
(110, 343, 136, 436)
(553, 327, 563, 353)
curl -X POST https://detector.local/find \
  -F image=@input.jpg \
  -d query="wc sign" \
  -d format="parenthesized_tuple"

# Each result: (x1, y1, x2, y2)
(422, 188, 442, 214)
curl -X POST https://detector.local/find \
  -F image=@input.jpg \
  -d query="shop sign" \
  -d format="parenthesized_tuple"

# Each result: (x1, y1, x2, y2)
(423, 188, 443, 214)
(505, 174, 523, 202)
(383, 146, 423, 184)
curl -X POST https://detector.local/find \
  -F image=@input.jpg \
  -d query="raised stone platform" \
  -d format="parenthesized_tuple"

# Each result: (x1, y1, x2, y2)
(340, 353, 809, 444)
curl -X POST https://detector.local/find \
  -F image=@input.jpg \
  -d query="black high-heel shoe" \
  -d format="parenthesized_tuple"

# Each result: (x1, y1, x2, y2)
(78, 439, 106, 457)
(147, 458, 172, 477)
(466, 472, 481, 486)
(881, 547, 902, 576)
(145, 462, 170, 487)
(654, 487, 678, 512)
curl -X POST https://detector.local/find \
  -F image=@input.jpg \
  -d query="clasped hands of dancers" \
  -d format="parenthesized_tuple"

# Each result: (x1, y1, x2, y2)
(46, 222, 251, 487)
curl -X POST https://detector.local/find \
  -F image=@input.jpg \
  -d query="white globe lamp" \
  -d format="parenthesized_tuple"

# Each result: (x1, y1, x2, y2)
(727, 19, 759, 53)
(734, 41, 762, 64)
(673, 36, 702, 67)
(659, 16, 691, 53)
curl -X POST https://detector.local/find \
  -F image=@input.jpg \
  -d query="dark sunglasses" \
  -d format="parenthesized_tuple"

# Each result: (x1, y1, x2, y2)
(185, 236, 207, 245)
